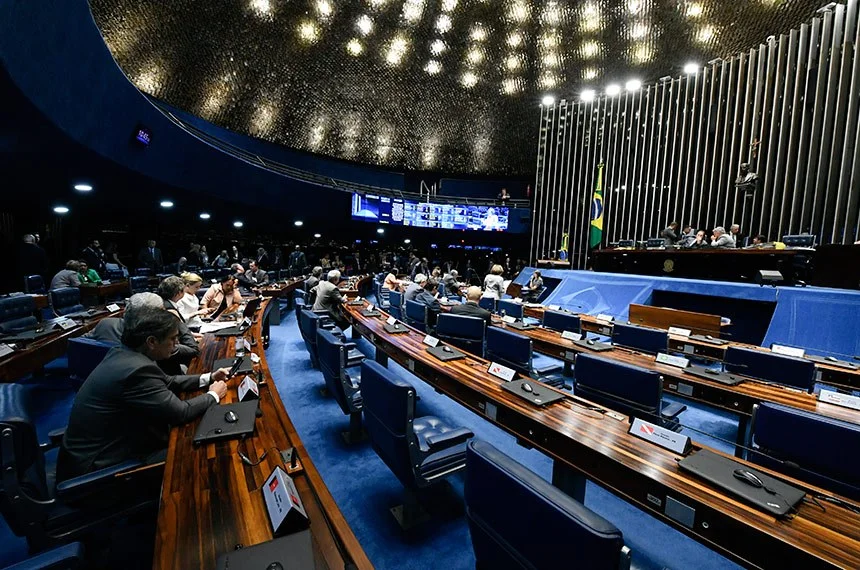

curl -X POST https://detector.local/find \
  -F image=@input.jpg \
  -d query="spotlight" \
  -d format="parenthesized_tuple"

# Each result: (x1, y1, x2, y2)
(233, 221, 244, 228)
(314, 233, 322, 238)
(404, 239, 411, 244)
(73, 183, 92, 192)
(684, 62, 700, 74)
(294, 220, 304, 227)
(541, 95, 555, 106)
(159, 200, 174, 208)
(377, 228, 385, 234)
(580, 89, 596, 102)
(605, 84, 621, 97)
(199, 212, 211, 220)
(53, 205, 69, 214)
(625, 79, 642, 92)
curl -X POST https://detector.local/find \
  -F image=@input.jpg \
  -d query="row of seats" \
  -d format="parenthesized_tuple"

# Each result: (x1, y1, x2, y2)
(0, 288, 87, 334)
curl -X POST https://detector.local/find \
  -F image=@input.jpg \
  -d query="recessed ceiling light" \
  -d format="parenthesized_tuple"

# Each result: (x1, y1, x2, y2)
(356, 14, 373, 35)
(605, 84, 622, 97)
(74, 183, 92, 192)
(53, 206, 69, 214)
(314, 233, 322, 238)
(199, 212, 211, 220)
(294, 220, 304, 226)
(684, 62, 700, 74)
(625, 79, 642, 92)
(404, 239, 411, 244)
(160, 200, 174, 208)
(377, 228, 385, 234)
(580, 89, 596, 102)
(541, 95, 555, 106)
(233, 221, 244, 228)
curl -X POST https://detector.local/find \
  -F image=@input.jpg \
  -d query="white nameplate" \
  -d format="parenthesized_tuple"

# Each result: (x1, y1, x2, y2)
(561, 330, 582, 341)
(355, 296, 362, 302)
(106, 303, 121, 313)
(502, 315, 517, 324)
(512, 298, 523, 304)
(262, 466, 308, 534)
(0, 344, 13, 358)
(57, 318, 76, 330)
(668, 326, 692, 337)
(772, 344, 805, 358)
(237, 376, 259, 401)
(596, 313, 614, 322)
(250, 353, 261, 363)
(243, 338, 251, 352)
(629, 418, 691, 455)
(818, 390, 860, 411)
(656, 353, 690, 368)
(423, 335, 440, 347)
(487, 362, 517, 382)
(546, 305, 561, 311)
(367, 304, 375, 312)
(386, 316, 397, 325)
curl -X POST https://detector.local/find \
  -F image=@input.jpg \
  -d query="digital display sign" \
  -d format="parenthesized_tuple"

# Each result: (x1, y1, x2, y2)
(351, 194, 508, 232)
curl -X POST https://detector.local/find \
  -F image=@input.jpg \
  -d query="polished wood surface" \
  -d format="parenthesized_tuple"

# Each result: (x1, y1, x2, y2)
(344, 300, 860, 569)
(259, 277, 303, 298)
(628, 303, 724, 336)
(29, 294, 48, 310)
(78, 281, 130, 305)
(154, 299, 372, 570)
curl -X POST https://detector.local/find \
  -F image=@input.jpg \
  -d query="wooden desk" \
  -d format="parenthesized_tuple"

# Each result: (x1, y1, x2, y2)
(29, 294, 48, 310)
(344, 301, 860, 569)
(78, 281, 130, 306)
(628, 304, 725, 337)
(0, 310, 120, 382)
(258, 278, 303, 299)
(154, 299, 371, 570)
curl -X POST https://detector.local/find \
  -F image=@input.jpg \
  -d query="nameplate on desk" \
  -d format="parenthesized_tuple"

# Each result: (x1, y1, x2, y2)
(487, 362, 516, 382)
(57, 318, 76, 330)
(546, 305, 560, 311)
(596, 313, 614, 323)
(629, 418, 691, 455)
(818, 390, 860, 411)
(668, 326, 692, 337)
(656, 353, 690, 368)
(106, 303, 121, 313)
(0, 344, 13, 358)
(237, 376, 259, 401)
(502, 315, 517, 324)
(262, 466, 309, 536)
(772, 344, 805, 358)
(386, 316, 397, 326)
(367, 304, 375, 312)
(423, 335, 440, 347)
(250, 352, 260, 364)
(243, 338, 251, 352)
(561, 330, 582, 341)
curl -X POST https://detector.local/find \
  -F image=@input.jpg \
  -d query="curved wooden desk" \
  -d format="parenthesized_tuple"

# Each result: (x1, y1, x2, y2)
(154, 299, 372, 569)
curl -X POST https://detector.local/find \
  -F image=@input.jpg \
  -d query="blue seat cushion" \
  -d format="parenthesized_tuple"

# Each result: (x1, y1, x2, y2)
(533, 353, 563, 375)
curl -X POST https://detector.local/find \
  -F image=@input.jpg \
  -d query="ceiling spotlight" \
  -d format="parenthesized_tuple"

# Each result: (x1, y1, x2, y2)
(233, 221, 244, 228)
(605, 84, 622, 97)
(580, 89, 596, 102)
(73, 183, 92, 192)
(659, 75, 673, 82)
(294, 220, 304, 226)
(53, 205, 69, 214)
(159, 200, 174, 208)
(356, 14, 373, 35)
(314, 233, 322, 238)
(541, 95, 555, 106)
(199, 212, 211, 220)
(625, 79, 642, 92)
(404, 239, 411, 244)
(377, 228, 385, 234)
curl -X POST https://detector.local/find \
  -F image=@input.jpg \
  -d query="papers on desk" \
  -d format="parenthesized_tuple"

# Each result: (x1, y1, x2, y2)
(200, 321, 239, 334)
(0, 344, 14, 358)
(523, 302, 543, 308)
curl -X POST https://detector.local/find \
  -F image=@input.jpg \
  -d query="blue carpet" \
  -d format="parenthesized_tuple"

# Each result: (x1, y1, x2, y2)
(268, 310, 741, 570)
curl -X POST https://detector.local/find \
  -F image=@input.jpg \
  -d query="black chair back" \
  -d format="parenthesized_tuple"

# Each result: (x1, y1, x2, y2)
(725, 346, 816, 392)
(611, 323, 669, 355)
(497, 299, 524, 319)
(129, 276, 149, 295)
(541, 310, 581, 334)
(24, 275, 46, 294)
(436, 314, 485, 356)
(478, 297, 496, 312)
(485, 327, 532, 375)
(388, 290, 403, 320)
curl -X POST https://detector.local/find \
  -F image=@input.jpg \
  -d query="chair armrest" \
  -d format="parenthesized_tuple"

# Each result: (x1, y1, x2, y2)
(425, 428, 474, 451)
(661, 401, 687, 419)
(49, 427, 66, 448)
(2, 542, 85, 570)
(55, 460, 147, 502)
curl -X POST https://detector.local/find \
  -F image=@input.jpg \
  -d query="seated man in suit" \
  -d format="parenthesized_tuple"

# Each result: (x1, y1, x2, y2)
(450, 286, 492, 325)
(404, 273, 427, 303)
(200, 274, 243, 310)
(50, 260, 82, 290)
(304, 266, 322, 291)
(158, 276, 201, 369)
(312, 269, 348, 329)
(441, 270, 463, 297)
(711, 226, 736, 248)
(242, 260, 269, 287)
(86, 292, 163, 345)
(414, 278, 442, 326)
(57, 309, 230, 482)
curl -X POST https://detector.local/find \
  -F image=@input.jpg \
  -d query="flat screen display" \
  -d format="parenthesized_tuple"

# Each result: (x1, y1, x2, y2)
(351, 194, 508, 231)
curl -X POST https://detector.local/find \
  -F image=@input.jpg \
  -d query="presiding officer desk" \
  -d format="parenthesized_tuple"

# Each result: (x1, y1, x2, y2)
(154, 298, 372, 569)
(343, 299, 860, 569)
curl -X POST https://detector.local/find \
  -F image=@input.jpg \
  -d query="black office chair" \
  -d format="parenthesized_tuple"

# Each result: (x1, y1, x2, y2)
(725, 346, 816, 392)
(1, 542, 85, 570)
(298, 307, 334, 369)
(404, 300, 429, 333)
(478, 297, 496, 312)
(611, 323, 669, 355)
(360, 360, 474, 529)
(465, 439, 631, 570)
(485, 327, 565, 389)
(294, 289, 307, 305)
(48, 288, 85, 318)
(574, 353, 686, 430)
(541, 310, 581, 334)
(23, 275, 46, 295)
(133, 268, 152, 277)
(388, 290, 404, 321)
(316, 329, 365, 444)
(129, 276, 149, 295)
(435, 314, 485, 356)
(749, 402, 860, 501)
(497, 299, 524, 320)
(0, 296, 37, 334)
(0, 385, 159, 553)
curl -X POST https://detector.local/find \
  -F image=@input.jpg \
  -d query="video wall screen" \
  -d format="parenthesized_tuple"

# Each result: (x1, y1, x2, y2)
(351, 194, 508, 231)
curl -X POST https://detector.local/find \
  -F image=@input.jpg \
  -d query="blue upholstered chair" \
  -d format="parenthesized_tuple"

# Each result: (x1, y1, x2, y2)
(478, 297, 496, 312)
(465, 439, 631, 570)
(129, 276, 149, 295)
(404, 300, 429, 333)
(48, 288, 84, 317)
(388, 290, 404, 321)
(1, 542, 85, 570)
(133, 268, 152, 277)
(23, 275, 46, 295)
(67, 338, 114, 383)
(317, 329, 365, 443)
(497, 299, 524, 320)
(297, 308, 334, 368)
(573, 353, 686, 430)
(201, 268, 217, 282)
(749, 402, 860, 501)
(435, 314, 485, 356)
(725, 346, 816, 392)
(360, 360, 474, 528)
(485, 327, 565, 389)
(611, 323, 669, 355)
(0, 296, 37, 334)
(541, 310, 581, 334)
(294, 289, 307, 305)
(103, 268, 124, 281)
(376, 280, 391, 308)
(294, 298, 305, 330)
(0, 385, 158, 553)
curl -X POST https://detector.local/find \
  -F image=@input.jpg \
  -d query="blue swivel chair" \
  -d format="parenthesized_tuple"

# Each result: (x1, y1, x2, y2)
(435, 314, 485, 356)
(478, 297, 496, 312)
(497, 299, 524, 320)
(749, 402, 860, 501)
(129, 276, 149, 295)
(574, 353, 686, 430)
(0, 385, 159, 554)
(294, 298, 306, 330)
(611, 323, 669, 355)
(485, 327, 565, 389)
(360, 360, 474, 529)
(376, 281, 391, 309)
(133, 268, 152, 277)
(103, 268, 124, 281)
(404, 300, 429, 333)
(48, 288, 85, 317)
(316, 329, 365, 444)
(541, 310, 581, 334)
(298, 308, 336, 368)
(0, 296, 37, 334)
(465, 439, 631, 570)
(1, 542, 85, 570)
(24, 276, 46, 295)
(388, 290, 404, 321)
(67, 338, 114, 384)
(725, 346, 816, 392)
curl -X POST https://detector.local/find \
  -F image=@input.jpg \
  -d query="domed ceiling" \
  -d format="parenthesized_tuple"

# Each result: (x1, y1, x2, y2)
(90, 0, 831, 176)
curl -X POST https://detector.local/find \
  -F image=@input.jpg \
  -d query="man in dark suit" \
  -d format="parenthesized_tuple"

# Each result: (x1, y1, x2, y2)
(16, 233, 49, 284)
(243, 260, 269, 287)
(450, 286, 492, 325)
(81, 239, 106, 275)
(158, 276, 201, 372)
(137, 239, 163, 271)
(312, 269, 348, 329)
(288, 245, 306, 275)
(57, 309, 229, 482)
(414, 278, 442, 328)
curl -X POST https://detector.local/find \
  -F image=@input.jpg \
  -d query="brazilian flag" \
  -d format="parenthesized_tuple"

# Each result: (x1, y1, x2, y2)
(589, 163, 605, 248)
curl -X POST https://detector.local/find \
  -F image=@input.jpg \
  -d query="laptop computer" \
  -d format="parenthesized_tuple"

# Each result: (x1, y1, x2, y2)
(215, 530, 321, 570)
(204, 297, 229, 322)
(242, 296, 262, 318)
(193, 400, 258, 445)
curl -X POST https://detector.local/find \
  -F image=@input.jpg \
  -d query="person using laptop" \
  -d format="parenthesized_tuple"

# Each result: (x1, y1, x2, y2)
(201, 273, 242, 311)
(57, 309, 230, 483)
